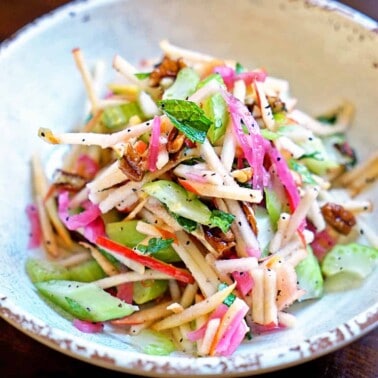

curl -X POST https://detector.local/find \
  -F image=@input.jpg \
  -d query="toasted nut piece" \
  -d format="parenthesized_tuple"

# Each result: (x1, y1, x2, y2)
(231, 168, 253, 183)
(119, 143, 145, 181)
(242, 202, 258, 235)
(321, 202, 356, 235)
(167, 127, 186, 154)
(203, 226, 236, 257)
(149, 56, 186, 87)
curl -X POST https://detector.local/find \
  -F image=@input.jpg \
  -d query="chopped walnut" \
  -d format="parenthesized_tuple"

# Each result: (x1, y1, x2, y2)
(149, 56, 186, 87)
(119, 143, 146, 182)
(242, 202, 258, 235)
(321, 202, 356, 235)
(52, 169, 87, 191)
(203, 226, 236, 257)
(267, 96, 286, 114)
(231, 168, 253, 183)
(334, 141, 357, 166)
(167, 127, 186, 154)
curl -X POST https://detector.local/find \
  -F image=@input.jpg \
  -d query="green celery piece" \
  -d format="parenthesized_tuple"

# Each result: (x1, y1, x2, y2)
(106, 221, 180, 262)
(129, 329, 176, 355)
(253, 206, 275, 254)
(323, 272, 365, 292)
(288, 160, 317, 185)
(143, 180, 234, 232)
(142, 180, 212, 225)
(35, 280, 137, 322)
(158, 99, 212, 143)
(68, 260, 106, 282)
(151, 248, 181, 263)
(106, 220, 145, 248)
(276, 124, 298, 134)
(300, 156, 340, 176)
(163, 67, 200, 100)
(196, 73, 225, 90)
(26, 258, 106, 283)
(321, 243, 378, 279)
(26, 257, 71, 283)
(133, 279, 168, 304)
(204, 92, 229, 144)
(264, 188, 282, 228)
(295, 247, 324, 301)
(273, 112, 290, 127)
(101, 209, 124, 224)
(102, 103, 143, 130)
(261, 128, 279, 141)
(292, 132, 342, 176)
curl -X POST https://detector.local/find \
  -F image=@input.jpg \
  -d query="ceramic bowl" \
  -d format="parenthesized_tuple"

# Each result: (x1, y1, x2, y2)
(0, 0, 377, 376)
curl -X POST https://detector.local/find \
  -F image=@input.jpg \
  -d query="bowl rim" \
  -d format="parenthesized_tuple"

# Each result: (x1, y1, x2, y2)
(0, 0, 377, 376)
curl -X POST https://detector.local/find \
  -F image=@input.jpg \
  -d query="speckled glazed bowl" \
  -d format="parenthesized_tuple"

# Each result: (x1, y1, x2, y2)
(0, 0, 377, 376)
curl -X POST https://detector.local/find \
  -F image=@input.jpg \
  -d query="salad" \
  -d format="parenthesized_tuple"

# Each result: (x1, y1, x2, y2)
(27, 39, 377, 357)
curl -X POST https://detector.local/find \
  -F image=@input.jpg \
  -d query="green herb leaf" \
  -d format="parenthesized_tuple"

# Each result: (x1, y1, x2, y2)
(299, 151, 323, 161)
(210, 209, 235, 233)
(158, 99, 212, 143)
(316, 114, 337, 124)
(134, 72, 151, 80)
(235, 62, 245, 74)
(174, 214, 198, 232)
(218, 283, 236, 307)
(137, 238, 174, 254)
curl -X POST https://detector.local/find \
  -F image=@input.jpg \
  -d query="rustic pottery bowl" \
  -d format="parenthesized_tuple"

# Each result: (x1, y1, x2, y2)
(0, 0, 377, 376)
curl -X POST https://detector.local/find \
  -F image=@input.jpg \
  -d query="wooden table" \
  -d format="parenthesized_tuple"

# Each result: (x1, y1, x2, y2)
(0, 1, 377, 377)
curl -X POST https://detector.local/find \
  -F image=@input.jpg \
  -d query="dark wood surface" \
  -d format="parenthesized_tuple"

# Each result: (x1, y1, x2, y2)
(0, 1, 377, 377)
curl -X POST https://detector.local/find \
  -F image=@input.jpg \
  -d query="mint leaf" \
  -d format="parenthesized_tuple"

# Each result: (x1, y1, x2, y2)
(137, 238, 174, 254)
(174, 215, 198, 232)
(159, 99, 212, 143)
(134, 72, 151, 80)
(316, 114, 337, 124)
(235, 62, 245, 74)
(299, 151, 323, 161)
(210, 210, 235, 233)
(218, 283, 236, 307)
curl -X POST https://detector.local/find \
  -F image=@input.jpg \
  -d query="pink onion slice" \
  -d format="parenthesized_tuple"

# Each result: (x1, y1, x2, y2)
(147, 116, 161, 172)
(75, 153, 100, 179)
(232, 271, 254, 296)
(58, 191, 102, 230)
(25, 204, 42, 249)
(73, 319, 104, 333)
